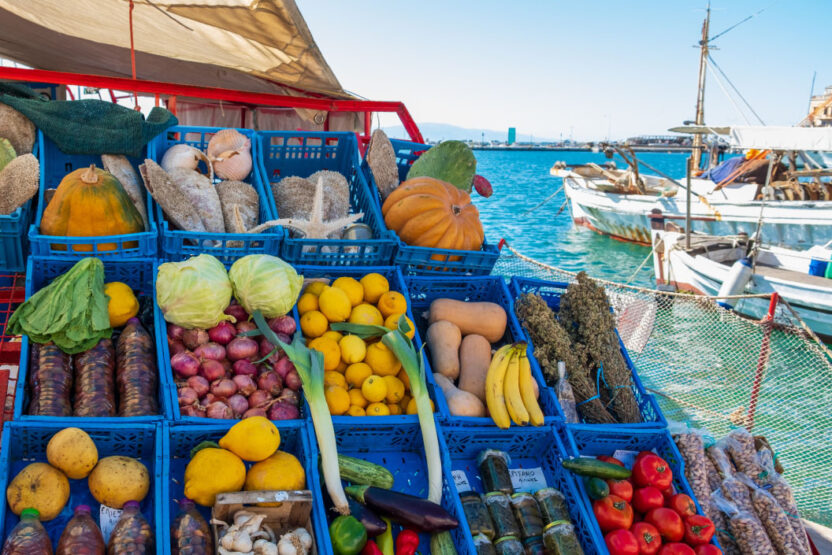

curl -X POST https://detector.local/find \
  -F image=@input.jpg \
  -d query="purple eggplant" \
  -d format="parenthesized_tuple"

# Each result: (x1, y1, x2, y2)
(347, 497, 387, 537)
(344, 485, 459, 533)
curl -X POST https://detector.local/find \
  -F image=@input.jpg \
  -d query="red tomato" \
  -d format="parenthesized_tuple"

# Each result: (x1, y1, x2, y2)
(660, 484, 675, 505)
(632, 487, 665, 513)
(694, 545, 722, 555)
(605, 529, 640, 555)
(658, 543, 695, 555)
(684, 515, 715, 545)
(593, 495, 635, 533)
(598, 455, 626, 467)
(630, 522, 663, 555)
(668, 494, 697, 518)
(633, 454, 673, 489)
(607, 479, 634, 502)
(645, 508, 684, 542)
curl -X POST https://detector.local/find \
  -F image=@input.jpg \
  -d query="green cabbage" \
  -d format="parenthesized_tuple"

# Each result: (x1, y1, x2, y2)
(229, 255, 303, 318)
(156, 254, 233, 328)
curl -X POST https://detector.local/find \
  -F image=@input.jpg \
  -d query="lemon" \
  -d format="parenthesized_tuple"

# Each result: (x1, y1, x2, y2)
(365, 342, 402, 377)
(219, 417, 280, 462)
(366, 402, 391, 417)
(334, 359, 348, 374)
(360, 273, 390, 304)
(297, 293, 319, 315)
(387, 403, 403, 416)
(104, 282, 139, 328)
(308, 337, 341, 371)
(382, 375, 405, 404)
(324, 371, 347, 390)
(332, 277, 364, 307)
(322, 330, 343, 343)
(185, 448, 245, 507)
(325, 386, 350, 415)
(347, 405, 366, 417)
(377, 291, 407, 319)
(345, 362, 373, 389)
(397, 368, 411, 392)
(348, 388, 368, 408)
(361, 375, 388, 403)
(384, 313, 415, 339)
(245, 451, 306, 504)
(349, 303, 384, 326)
(300, 310, 328, 338)
(305, 281, 328, 296)
(399, 394, 412, 411)
(339, 335, 367, 364)
(406, 398, 434, 415)
(319, 286, 351, 323)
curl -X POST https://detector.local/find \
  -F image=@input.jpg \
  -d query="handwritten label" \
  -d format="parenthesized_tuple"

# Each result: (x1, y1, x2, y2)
(452, 470, 471, 492)
(99, 505, 123, 543)
(510, 467, 547, 492)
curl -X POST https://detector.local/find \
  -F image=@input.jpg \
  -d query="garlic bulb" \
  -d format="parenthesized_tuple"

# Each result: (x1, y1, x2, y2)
(208, 129, 252, 181)
(160, 144, 213, 181)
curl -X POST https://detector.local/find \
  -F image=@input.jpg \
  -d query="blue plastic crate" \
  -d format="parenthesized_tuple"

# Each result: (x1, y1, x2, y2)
(0, 200, 31, 274)
(255, 131, 396, 266)
(0, 420, 163, 551)
(441, 423, 605, 554)
(162, 420, 323, 555)
(563, 424, 722, 551)
(510, 276, 667, 429)
(29, 131, 158, 257)
(405, 275, 561, 426)
(362, 138, 500, 276)
(149, 126, 282, 262)
(13, 256, 171, 422)
(309, 419, 471, 554)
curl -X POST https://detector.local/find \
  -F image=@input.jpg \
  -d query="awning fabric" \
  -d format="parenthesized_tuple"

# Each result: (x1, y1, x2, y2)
(729, 126, 832, 152)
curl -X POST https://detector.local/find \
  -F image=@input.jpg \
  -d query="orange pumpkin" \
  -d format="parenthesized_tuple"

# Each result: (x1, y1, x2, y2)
(382, 177, 484, 254)
(41, 164, 144, 252)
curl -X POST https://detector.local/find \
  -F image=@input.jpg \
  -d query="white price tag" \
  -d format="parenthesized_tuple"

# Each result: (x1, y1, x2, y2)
(452, 470, 472, 492)
(510, 467, 547, 492)
(99, 505, 123, 543)
(612, 449, 645, 468)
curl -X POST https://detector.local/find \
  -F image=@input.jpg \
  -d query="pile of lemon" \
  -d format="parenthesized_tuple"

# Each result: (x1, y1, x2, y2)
(298, 273, 430, 417)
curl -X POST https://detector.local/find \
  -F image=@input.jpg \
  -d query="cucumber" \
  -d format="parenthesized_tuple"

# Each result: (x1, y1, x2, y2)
(430, 531, 458, 555)
(585, 477, 610, 500)
(338, 454, 395, 489)
(562, 457, 632, 480)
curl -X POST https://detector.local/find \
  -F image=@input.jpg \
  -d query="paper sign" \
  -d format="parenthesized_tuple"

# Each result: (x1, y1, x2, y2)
(510, 467, 547, 492)
(613, 449, 648, 468)
(452, 470, 471, 492)
(99, 505, 123, 543)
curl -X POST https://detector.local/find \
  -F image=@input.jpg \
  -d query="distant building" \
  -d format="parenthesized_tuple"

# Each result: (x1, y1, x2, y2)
(808, 85, 832, 126)
(626, 135, 690, 147)
(508, 127, 516, 145)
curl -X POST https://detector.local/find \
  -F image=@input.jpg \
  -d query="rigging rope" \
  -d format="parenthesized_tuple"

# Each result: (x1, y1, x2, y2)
(707, 54, 766, 125)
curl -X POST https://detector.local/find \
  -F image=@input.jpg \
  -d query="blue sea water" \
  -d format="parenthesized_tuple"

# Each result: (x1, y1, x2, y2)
(473, 150, 690, 287)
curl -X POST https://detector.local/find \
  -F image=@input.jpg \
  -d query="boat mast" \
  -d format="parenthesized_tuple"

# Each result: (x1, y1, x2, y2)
(692, 4, 710, 169)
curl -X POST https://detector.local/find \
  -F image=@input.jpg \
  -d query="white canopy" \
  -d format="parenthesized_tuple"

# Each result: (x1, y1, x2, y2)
(729, 126, 832, 152)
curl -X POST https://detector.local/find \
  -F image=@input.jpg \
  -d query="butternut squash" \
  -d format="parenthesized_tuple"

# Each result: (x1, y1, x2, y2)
(434, 373, 486, 417)
(427, 299, 507, 343)
(458, 334, 492, 403)
(426, 320, 461, 380)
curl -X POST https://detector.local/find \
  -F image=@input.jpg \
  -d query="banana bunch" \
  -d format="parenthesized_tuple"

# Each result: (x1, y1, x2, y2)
(485, 343, 544, 428)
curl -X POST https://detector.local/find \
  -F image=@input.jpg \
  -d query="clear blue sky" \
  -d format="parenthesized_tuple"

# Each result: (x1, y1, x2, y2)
(299, 1, 830, 140)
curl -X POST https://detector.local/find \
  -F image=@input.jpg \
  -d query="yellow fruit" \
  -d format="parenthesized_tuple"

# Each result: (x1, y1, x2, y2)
(365, 342, 401, 377)
(324, 371, 348, 390)
(46, 427, 98, 479)
(333, 277, 364, 306)
(485, 345, 513, 429)
(334, 360, 348, 373)
(325, 386, 350, 415)
(504, 349, 529, 426)
(360, 273, 389, 304)
(519, 351, 544, 426)
(339, 335, 367, 364)
(348, 303, 384, 326)
(319, 286, 351, 322)
(382, 376, 405, 403)
(397, 368, 412, 391)
(104, 282, 139, 328)
(399, 394, 412, 410)
(366, 402, 391, 416)
(6, 462, 69, 520)
(297, 293, 319, 315)
(377, 291, 407, 318)
(347, 406, 366, 417)
(348, 388, 368, 408)
(361, 375, 388, 403)
(387, 403, 402, 415)
(300, 310, 328, 338)
(244, 451, 306, 505)
(219, 416, 280, 462)
(384, 313, 415, 339)
(184, 447, 245, 507)
(322, 330, 344, 343)
(305, 281, 328, 296)
(345, 362, 373, 388)
(308, 337, 341, 371)
(88, 456, 150, 509)
(405, 398, 434, 415)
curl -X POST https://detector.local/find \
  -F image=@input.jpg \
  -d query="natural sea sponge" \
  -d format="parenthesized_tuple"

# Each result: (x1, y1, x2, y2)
(366, 129, 399, 199)
(0, 153, 39, 214)
(168, 168, 224, 234)
(0, 103, 36, 154)
(217, 180, 259, 232)
(273, 172, 349, 222)
(140, 159, 205, 233)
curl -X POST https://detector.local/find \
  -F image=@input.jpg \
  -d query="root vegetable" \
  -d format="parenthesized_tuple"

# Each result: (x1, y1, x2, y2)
(211, 378, 238, 398)
(209, 321, 237, 345)
(228, 394, 249, 416)
(228, 337, 258, 361)
(259, 337, 278, 359)
(200, 359, 226, 382)
(243, 407, 267, 418)
(236, 321, 256, 334)
(167, 323, 185, 341)
(274, 357, 294, 379)
(187, 375, 210, 397)
(195, 342, 226, 361)
(277, 388, 300, 406)
(258, 371, 283, 395)
(284, 370, 302, 391)
(225, 303, 249, 322)
(268, 401, 300, 421)
(206, 401, 233, 419)
(219, 359, 232, 373)
(434, 373, 486, 417)
(172, 351, 200, 378)
(179, 387, 198, 407)
(426, 320, 461, 380)
(248, 390, 272, 408)
(428, 299, 507, 343)
(233, 374, 257, 396)
(268, 315, 297, 336)
(233, 359, 257, 376)
(457, 334, 492, 402)
(183, 329, 209, 350)
(181, 405, 206, 417)
(169, 340, 186, 355)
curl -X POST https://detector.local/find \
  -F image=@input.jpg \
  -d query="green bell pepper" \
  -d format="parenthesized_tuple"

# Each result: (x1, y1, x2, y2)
(330, 515, 368, 555)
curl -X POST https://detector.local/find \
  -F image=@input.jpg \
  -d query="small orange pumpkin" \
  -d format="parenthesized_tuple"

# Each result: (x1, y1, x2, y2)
(41, 164, 144, 252)
(382, 177, 484, 255)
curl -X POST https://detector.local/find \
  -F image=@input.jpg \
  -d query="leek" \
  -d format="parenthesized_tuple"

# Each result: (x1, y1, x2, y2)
(252, 310, 349, 514)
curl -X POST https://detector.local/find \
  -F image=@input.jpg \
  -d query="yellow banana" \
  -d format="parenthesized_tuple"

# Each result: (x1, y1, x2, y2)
(485, 345, 512, 428)
(518, 348, 545, 426)
(504, 347, 529, 426)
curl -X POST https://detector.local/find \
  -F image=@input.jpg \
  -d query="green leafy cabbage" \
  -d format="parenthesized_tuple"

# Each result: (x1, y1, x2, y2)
(229, 255, 303, 318)
(156, 254, 233, 328)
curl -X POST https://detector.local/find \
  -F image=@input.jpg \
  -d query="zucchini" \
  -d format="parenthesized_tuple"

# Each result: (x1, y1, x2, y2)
(585, 477, 610, 500)
(562, 457, 631, 480)
(338, 454, 395, 489)
(430, 531, 458, 555)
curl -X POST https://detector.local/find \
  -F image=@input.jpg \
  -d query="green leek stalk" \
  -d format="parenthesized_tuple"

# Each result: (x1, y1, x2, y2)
(253, 310, 350, 514)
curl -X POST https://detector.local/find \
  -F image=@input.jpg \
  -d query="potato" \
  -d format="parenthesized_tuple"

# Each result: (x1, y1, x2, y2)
(427, 320, 461, 380)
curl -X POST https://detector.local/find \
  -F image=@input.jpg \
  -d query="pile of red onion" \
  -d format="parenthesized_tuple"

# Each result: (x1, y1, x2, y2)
(169, 301, 301, 420)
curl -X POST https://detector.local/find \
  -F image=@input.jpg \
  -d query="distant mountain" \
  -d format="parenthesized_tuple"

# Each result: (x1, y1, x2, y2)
(382, 122, 555, 143)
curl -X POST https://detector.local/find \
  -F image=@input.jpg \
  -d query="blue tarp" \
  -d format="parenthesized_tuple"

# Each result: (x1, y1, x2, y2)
(699, 156, 746, 183)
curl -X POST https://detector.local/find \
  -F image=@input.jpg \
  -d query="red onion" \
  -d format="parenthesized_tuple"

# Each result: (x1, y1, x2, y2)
(171, 351, 200, 379)
(169, 340, 186, 356)
(211, 378, 238, 398)
(178, 387, 198, 407)
(227, 394, 249, 416)
(203, 393, 217, 405)
(258, 371, 283, 396)
(225, 302, 249, 322)
(236, 321, 256, 334)
(227, 337, 259, 361)
(183, 328, 209, 350)
(248, 389, 272, 409)
(194, 342, 226, 361)
(268, 316, 297, 337)
(167, 323, 185, 341)
(269, 402, 300, 421)
(284, 369, 302, 392)
(208, 321, 236, 345)
(232, 374, 257, 396)
(243, 407, 267, 419)
(277, 388, 300, 407)
(232, 360, 257, 376)
(219, 359, 232, 374)
(181, 405, 206, 417)
(259, 336, 278, 358)
(206, 401, 233, 419)
(274, 357, 294, 380)
(276, 333, 291, 345)
(200, 359, 225, 382)
(187, 375, 210, 397)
